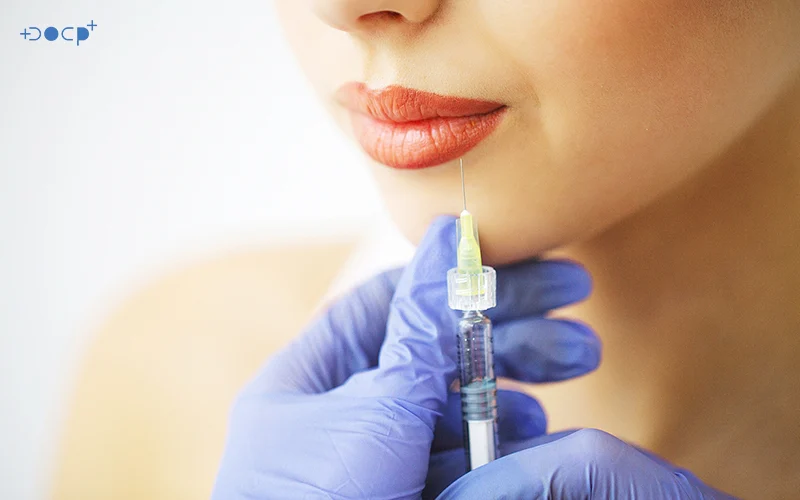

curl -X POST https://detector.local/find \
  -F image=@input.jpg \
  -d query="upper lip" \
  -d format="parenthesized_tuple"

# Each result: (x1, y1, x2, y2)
(334, 83, 506, 123)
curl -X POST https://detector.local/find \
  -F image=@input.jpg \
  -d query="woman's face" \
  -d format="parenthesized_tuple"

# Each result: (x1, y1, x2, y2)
(276, 0, 799, 264)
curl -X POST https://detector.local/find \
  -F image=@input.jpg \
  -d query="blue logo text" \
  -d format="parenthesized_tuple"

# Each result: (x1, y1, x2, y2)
(20, 20, 97, 46)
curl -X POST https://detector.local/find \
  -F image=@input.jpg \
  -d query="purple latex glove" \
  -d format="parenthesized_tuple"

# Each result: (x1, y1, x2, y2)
(212, 216, 600, 499)
(436, 429, 738, 499)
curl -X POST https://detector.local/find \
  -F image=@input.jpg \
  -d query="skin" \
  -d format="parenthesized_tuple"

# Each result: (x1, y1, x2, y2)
(51, 243, 357, 499)
(275, 1, 800, 497)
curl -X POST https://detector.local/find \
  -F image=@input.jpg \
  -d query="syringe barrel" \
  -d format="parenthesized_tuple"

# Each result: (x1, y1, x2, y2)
(457, 310, 498, 470)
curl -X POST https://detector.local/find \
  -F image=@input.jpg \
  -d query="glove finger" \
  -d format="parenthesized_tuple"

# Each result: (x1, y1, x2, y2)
(500, 428, 738, 499)
(342, 216, 461, 423)
(432, 389, 547, 452)
(494, 317, 601, 383)
(625, 444, 735, 498)
(423, 431, 578, 500)
(437, 429, 732, 499)
(490, 259, 593, 323)
(248, 267, 402, 395)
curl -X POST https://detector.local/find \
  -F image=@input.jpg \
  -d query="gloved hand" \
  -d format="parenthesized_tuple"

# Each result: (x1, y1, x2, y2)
(212, 215, 601, 499)
(435, 429, 738, 499)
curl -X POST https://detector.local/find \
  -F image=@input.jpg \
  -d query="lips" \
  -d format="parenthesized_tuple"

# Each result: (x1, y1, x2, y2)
(335, 83, 507, 169)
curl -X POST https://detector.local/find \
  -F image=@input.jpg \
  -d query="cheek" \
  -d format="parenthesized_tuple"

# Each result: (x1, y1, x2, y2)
(467, 1, 796, 257)
(532, 0, 795, 182)
(515, 1, 748, 181)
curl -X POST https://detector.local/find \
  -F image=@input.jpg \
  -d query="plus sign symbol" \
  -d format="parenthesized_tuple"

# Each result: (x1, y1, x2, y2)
(19, 27, 41, 40)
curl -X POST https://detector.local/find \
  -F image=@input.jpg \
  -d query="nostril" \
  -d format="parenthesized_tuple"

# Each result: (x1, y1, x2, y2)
(358, 11, 404, 23)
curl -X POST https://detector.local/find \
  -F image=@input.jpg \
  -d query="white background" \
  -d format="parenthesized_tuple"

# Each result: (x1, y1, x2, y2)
(0, 2, 402, 498)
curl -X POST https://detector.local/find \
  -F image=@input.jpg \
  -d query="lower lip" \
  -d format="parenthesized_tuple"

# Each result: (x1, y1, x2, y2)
(348, 107, 507, 170)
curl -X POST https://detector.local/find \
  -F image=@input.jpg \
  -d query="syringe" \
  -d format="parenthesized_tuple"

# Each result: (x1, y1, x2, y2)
(446, 159, 498, 471)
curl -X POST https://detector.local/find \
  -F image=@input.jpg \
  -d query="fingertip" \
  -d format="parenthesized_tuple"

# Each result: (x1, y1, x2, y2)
(494, 318, 602, 383)
(580, 323, 603, 372)
(496, 390, 547, 441)
(491, 259, 594, 321)
(540, 259, 593, 302)
(557, 319, 602, 377)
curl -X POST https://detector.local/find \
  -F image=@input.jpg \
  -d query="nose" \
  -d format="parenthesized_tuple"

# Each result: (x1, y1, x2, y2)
(312, 0, 441, 32)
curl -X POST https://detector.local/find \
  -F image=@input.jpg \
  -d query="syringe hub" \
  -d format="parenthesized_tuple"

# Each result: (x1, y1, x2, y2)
(447, 266, 496, 311)
(448, 211, 496, 311)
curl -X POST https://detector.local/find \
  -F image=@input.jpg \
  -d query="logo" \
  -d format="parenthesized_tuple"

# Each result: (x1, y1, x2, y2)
(20, 20, 97, 46)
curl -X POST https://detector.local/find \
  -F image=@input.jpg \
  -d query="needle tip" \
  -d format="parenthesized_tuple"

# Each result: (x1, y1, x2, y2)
(459, 159, 466, 211)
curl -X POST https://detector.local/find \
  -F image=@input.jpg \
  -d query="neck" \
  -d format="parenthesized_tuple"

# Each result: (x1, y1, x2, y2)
(548, 78, 800, 496)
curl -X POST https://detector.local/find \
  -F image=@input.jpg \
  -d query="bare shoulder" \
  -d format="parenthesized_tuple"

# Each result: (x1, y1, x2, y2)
(50, 242, 356, 500)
